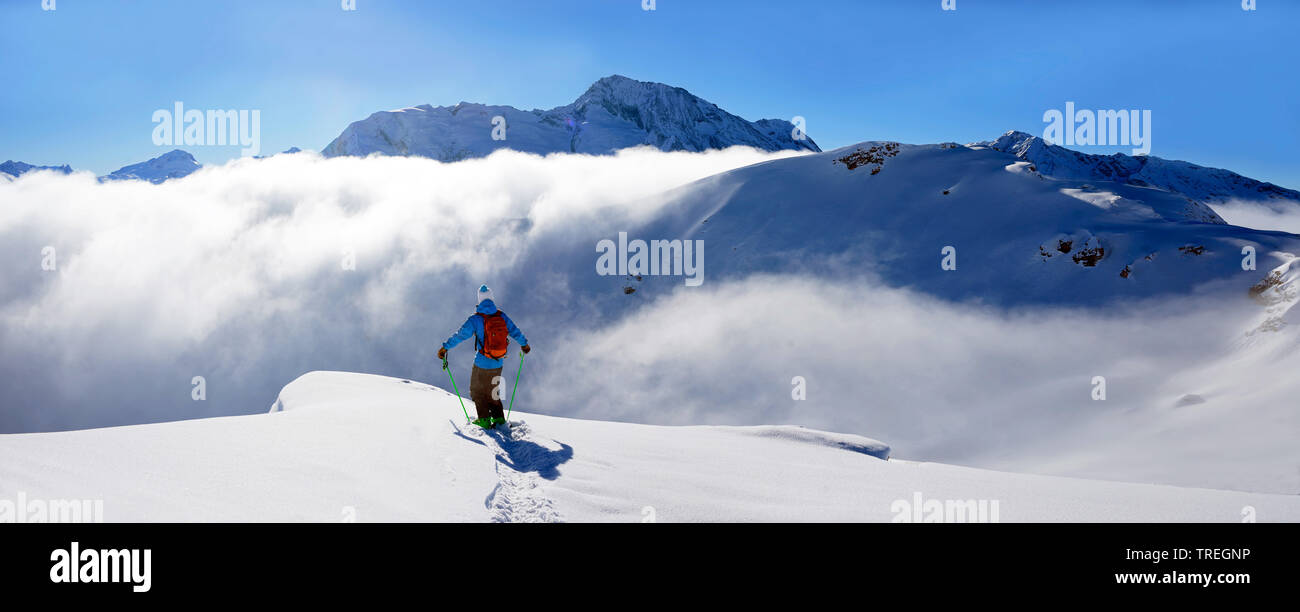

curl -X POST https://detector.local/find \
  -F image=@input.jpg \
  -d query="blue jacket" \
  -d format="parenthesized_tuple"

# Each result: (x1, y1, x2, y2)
(442, 299, 528, 369)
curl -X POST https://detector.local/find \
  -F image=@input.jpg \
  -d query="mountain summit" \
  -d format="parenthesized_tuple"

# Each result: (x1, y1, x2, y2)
(99, 149, 201, 184)
(322, 75, 820, 160)
(0, 160, 73, 178)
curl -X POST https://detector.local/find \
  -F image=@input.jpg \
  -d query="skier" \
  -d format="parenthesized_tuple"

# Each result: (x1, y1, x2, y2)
(438, 284, 530, 429)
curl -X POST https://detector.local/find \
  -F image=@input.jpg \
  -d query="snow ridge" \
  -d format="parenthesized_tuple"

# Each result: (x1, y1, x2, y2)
(980, 130, 1300, 215)
(732, 425, 891, 459)
(322, 75, 820, 160)
(8, 371, 1300, 521)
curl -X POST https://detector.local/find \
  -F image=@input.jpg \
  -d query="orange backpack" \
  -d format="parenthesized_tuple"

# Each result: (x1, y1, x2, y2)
(477, 311, 510, 359)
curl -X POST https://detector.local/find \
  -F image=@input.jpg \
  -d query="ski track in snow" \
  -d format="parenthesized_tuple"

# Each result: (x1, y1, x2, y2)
(463, 420, 564, 523)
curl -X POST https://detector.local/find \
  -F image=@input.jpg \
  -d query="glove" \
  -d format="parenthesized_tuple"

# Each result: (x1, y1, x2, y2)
(437, 347, 447, 360)
(521, 344, 531, 354)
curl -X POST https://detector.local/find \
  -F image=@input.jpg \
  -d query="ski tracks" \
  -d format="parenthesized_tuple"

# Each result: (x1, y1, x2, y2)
(469, 421, 562, 523)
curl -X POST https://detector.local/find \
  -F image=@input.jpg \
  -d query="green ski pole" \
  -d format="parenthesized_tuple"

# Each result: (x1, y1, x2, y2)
(442, 357, 471, 423)
(505, 350, 525, 422)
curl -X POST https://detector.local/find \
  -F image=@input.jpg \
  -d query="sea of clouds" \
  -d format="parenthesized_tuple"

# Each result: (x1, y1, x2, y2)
(2, 148, 1297, 493)
(0, 147, 800, 433)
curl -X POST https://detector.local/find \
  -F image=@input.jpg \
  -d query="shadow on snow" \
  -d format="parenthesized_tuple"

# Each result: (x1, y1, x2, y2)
(450, 419, 574, 480)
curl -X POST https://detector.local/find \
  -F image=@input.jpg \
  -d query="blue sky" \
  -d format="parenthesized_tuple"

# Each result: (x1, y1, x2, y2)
(2, 0, 1296, 187)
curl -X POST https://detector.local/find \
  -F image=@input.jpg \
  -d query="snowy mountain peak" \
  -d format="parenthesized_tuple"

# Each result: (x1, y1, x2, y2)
(983, 130, 1038, 152)
(0, 160, 73, 178)
(253, 147, 303, 159)
(322, 76, 820, 161)
(589, 73, 640, 87)
(976, 130, 1300, 215)
(573, 74, 693, 107)
(157, 149, 195, 161)
(100, 149, 201, 184)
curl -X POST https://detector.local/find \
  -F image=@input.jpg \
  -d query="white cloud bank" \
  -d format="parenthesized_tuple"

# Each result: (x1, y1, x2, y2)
(1215, 199, 1300, 235)
(0, 147, 801, 432)
(532, 273, 1300, 493)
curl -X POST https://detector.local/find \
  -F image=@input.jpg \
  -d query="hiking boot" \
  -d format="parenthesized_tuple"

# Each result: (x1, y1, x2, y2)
(491, 417, 508, 427)
(471, 417, 493, 429)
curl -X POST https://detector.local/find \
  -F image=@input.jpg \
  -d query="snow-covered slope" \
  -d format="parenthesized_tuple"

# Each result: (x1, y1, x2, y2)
(980, 131, 1300, 213)
(1245, 254, 1300, 334)
(591, 139, 1300, 307)
(99, 149, 201, 184)
(322, 75, 819, 160)
(1, 371, 1293, 522)
(0, 160, 73, 179)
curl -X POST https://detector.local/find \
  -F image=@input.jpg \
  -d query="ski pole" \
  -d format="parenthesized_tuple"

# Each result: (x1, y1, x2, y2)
(505, 350, 525, 422)
(442, 357, 471, 422)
